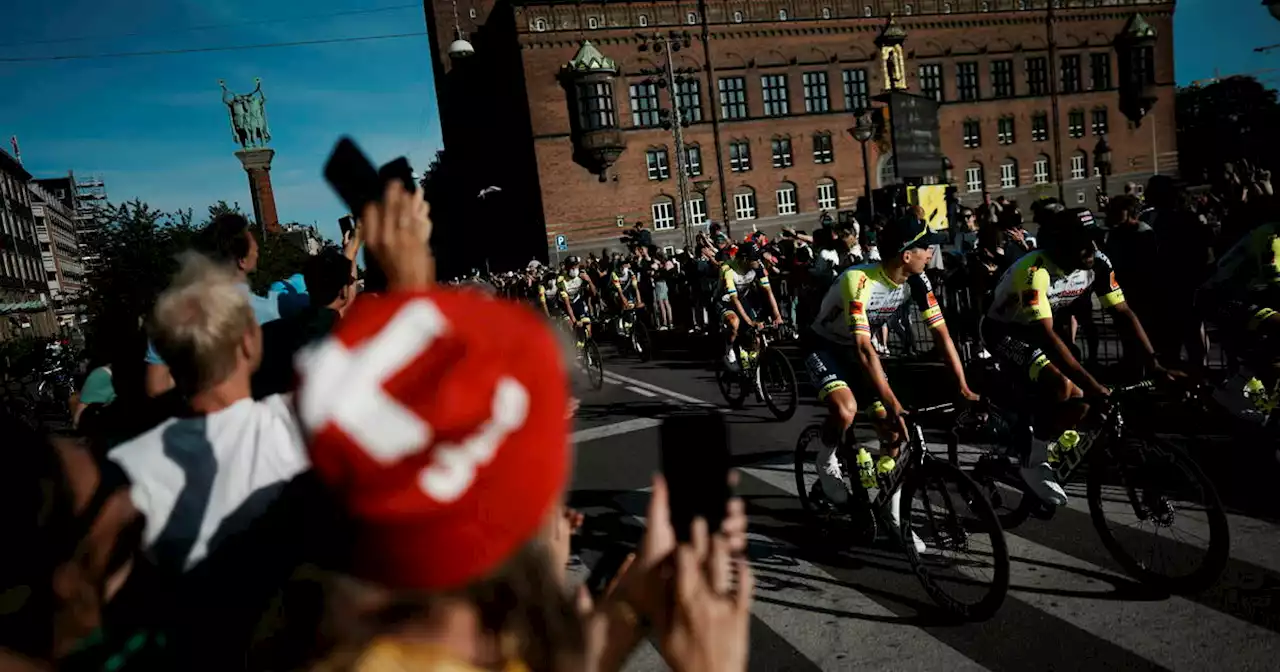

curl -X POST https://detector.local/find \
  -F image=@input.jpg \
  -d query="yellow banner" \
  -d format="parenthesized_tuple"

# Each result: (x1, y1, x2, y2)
(907, 184, 949, 231)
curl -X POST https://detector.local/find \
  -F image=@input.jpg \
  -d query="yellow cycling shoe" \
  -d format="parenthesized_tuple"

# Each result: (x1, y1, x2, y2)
(876, 455, 896, 475)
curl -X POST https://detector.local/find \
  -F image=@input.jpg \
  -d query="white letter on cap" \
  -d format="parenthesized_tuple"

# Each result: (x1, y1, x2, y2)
(419, 377, 530, 502)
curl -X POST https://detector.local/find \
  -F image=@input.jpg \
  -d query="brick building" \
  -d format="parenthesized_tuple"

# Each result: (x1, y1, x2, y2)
(424, 0, 1176, 264)
(0, 148, 56, 341)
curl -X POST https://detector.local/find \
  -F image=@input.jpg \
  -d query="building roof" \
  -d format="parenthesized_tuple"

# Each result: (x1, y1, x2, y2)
(1123, 13, 1157, 39)
(564, 41, 617, 73)
(0, 147, 31, 181)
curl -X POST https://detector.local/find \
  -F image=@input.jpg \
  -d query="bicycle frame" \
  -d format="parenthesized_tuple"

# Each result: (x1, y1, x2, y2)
(841, 403, 954, 511)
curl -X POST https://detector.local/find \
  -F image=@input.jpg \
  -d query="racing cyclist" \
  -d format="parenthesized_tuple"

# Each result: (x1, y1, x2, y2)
(980, 207, 1171, 506)
(610, 258, 643, 312)
(556, 256, 598, 339)
(802, 213, 977, 547)
(721, 243, 784, 370)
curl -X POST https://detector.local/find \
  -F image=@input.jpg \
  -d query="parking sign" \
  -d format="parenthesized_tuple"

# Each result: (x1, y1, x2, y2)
(555, 234, 568, 251)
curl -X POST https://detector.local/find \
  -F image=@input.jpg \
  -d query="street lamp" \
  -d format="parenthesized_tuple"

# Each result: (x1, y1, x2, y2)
(849, 111, 877, 222)
(1093, 134, 1112, 203)
(640, 31, 696, 249)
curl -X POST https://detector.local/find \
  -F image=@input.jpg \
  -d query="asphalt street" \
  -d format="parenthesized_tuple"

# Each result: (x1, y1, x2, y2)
(565, 334, 1280, 672)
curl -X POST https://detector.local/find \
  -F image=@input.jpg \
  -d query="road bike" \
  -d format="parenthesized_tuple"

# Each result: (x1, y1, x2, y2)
(614, 306, 653, 363)
(794, 403, 1011, 620)
(716, 323, 798, 421)
(949, 380, 1230, 594)
(572, 319, 605, 391)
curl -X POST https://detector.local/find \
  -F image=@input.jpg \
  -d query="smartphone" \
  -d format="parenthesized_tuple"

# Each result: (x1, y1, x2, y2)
(323, 137, 382, 217)
(659, 411, 731, 543)
(584, 546, 634, 599)
(378, 157, 416, 194)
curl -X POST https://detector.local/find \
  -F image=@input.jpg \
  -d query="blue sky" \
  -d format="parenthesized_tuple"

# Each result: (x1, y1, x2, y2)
(0, 1, 1274, 243)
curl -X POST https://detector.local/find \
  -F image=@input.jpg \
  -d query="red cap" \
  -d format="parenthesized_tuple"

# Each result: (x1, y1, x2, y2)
(296, 289, 570, 591)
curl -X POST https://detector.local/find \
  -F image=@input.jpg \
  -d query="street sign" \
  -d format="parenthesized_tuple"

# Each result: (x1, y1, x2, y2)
(555, 234, 568, 251)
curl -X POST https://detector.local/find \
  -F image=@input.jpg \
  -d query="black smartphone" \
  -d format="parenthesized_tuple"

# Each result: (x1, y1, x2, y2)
(378, 157, 416, 194)
(659, 410, 731, 543)
(323, 137, 382, 217)
(584, 546, 633, 599)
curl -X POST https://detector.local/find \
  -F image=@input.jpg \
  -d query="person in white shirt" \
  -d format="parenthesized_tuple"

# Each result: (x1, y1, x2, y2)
(111, 254, 308, 571)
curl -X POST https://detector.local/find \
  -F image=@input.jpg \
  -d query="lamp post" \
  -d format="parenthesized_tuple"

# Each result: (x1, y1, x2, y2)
(1093, 134, 1112, 208)
(942, 156, 954, 185)
(640, 31, 695, 249)
(849, 110, 876, 222)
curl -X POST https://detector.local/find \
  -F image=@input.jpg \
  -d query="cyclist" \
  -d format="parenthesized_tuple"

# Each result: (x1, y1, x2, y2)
(802, 213, 977, 541)
(609, 258, 643, 312)
(720, 242, 784, 370)
(556, 256, 597, 339)
(980, 207, 1170, 506)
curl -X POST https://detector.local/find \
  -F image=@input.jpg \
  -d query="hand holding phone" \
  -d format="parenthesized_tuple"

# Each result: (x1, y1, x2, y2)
(660, 411, 731, 543)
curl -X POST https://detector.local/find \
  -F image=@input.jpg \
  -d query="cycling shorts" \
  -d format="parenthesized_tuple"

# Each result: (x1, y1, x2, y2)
(979, 318, 1053, 383)
(721, 292, 764, 322)
(800, 334, 887, 418)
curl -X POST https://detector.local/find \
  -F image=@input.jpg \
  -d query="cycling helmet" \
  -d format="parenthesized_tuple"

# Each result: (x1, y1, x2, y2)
(1040, 207, 1100, 252)
(564, 255, 581, 267)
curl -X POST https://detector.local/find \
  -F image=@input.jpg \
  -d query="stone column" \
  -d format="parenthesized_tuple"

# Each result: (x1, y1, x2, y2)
(235, 148, 280, 233)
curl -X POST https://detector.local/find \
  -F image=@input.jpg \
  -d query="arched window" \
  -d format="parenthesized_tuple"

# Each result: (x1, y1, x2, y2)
(777, 181, 799, 216)
(944, 2, 953, 13)
(687, 11, 698, 25)
(734, 187, 758, 221)
(733, 10, 744, 23)
(587, 17, 599, 30)
(779, 9, 789, 21)
(1071, 151, 1088, 180)
(1034, 154, 1051, 184)
(822, 7, 833, 19)
(651, 196, 676, 231)
(817, 178, 838, 211)
(877, 153, 899, 188)
(864, 6, 874, 17)
(533, 17, 547, 32)
(638, 14, 648, 27)
(904, 4, 914, 15)
(1000, 158, 1019, 189)
(966, 162, 985, 193)
(687, 195, 708, 226)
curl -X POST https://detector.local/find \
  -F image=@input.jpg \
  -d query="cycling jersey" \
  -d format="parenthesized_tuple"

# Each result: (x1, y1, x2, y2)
(720, 261, 770, 300)
(985, 249, 1125, 326)
(807, 263, 944, 346)
(610, 271, 639, 301)
(556, 274, 590, 302)
(1200, 222, 1280, 298)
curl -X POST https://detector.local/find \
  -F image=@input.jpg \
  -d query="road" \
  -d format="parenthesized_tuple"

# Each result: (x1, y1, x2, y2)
(566, 334, 1280, 672)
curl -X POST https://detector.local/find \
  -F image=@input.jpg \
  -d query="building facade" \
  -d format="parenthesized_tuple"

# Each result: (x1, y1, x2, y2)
(0, 148, 56, 341)
(30, 182, 84, 326)
(425, 0, 1177, 261)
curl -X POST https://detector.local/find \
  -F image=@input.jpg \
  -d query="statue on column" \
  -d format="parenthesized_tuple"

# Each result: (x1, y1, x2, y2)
(219, 78, 272, 148)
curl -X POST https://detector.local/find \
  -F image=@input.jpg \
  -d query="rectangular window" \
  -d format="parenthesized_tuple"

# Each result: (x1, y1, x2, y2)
(761, 74, 790, 117)
(1091, 108, 1109, 136)
(1090, 52, 1112, 90)
(630, 82, 660, 127)
(719, 77, 747, 120)
(688, 198, 708, 226)
(812, 134, 833, 164)
(776, 186, 797, 216)
(646, 148, 670, 180)
(652, 201, 675, 230)
(1032, 113, 1049, 142)
(1026, 56, 1048, 96)
(729, 140, 751, 172)
(1132, 45, 1156, 86)
(734, 192, 757, 220)
(1034, 157, 1050, 184)
(997, 117, 1015, 145)
(1068, 110, 1085, 138)
(685, 145, 703, 176)
(1000, 162, 1018, 189)
(957, 62, 980, 101)
(1071, 154, 1086, 180)
(966, 166, 983, 194)
(802, 71, 830, 113)
(817, 182, 837, 210)
(963, 120, 981, 148)
(576, 81, 615, 130)
(771, 137, 793, 168)
(919, 64, 943, 102)
(675, 77, 703, 123)
(1061, 55, 1081, 94)
(991, 59, 1014, 98)
(842, 69, 869, 111)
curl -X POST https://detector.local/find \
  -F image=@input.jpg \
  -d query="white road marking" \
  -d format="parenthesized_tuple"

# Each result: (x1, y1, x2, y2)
(603, 371, 716, 407)
(626, 385, 658, 398)
(572, 418, 660, 444)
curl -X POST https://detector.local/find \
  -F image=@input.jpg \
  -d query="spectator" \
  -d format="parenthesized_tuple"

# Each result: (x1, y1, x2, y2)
(269, 272, 310, 320)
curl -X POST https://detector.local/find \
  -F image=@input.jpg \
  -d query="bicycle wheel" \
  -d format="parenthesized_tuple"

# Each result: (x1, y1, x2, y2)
(793, 425, 824, 515)
(757, 347, 798, 421)
(946, 406, 1037, 530)
(899, 457, 1011, 621)
(583, 340, 604, 391)
(1087, 434, 1230, 594)
(631, 320, 653, 362)
(715, 358, 750, 409)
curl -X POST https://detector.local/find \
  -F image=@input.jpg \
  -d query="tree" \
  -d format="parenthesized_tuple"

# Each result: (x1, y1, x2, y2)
(248, 225, 311, 295)
(1176, 76, 1280, 182)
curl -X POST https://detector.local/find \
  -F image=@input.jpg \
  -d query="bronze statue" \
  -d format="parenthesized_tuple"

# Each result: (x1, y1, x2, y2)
(219, 78, 272, 149)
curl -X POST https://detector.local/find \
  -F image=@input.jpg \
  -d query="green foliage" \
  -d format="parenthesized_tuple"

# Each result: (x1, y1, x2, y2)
(1176, 76, 1280, 181)
(248, 226, 311, 295)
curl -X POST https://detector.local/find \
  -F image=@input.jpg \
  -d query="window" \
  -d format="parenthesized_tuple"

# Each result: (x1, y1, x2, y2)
(822, 7, 833, 19)
(576, 81, 616, 130)
(1027, 56, 1048, 96)
(1034, 155, 1050, 184)
(843, 69, 869, 111)
(802, 72, 830, 113)
(1076, 190, 1086, 205)
(904, 4, 914, 15)
(966, 164, 984, 193)
(1032, 113, 1049, 142)
(991, 60, 1014, 98)
(685, 144, 703, 176)
(817, 180, 837, 210)
(1091, 108, 1108, 136)
(777, 183, 798, 215)
(963, 119, 981, 148)
(779, 9, 789, 20)
(733, 10, 744, 22)
(1068, 109, 1085, 138)
(957, 62, 979, 101)
(639, 14, 648, 27)
(771, 137, 793, 168)
(981, 2, 990, 10)
(469, 8, 477, 18)
(729, 140, 752, 172)
(944, 3, 953, 13)
(1000, 160, 1019, 189)
(652, 199, 675, 230)
(533, 18, 547, 31)
(734, 190, 758, 220)
(675, 77, 703, 123)
(1090, 52, 1112, 90)
(761, 74, 790, 117)
(864, 6, 873, 17)
(813, 133, 834, 164)
(1132, 45, 1156, 86)
(688, 198, 708, 226)
(1070, 152, 1087, 180)
(587, 17, 599, 30)
(1018, 0, 1028, 8)
(719, 77, 747, 120)
(630, 82, 660, 127)
(646, 148, 670, 180)
(919, 64, 943, 102)
(1061, 55, 1081, 94)
(997, 116, 1015, 145)
(686, 12, 698, 24)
